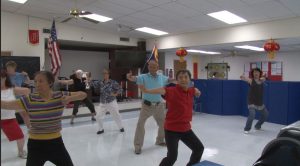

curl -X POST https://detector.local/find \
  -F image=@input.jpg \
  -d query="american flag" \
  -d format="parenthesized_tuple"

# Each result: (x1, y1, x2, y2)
(48, 20, 61, 76)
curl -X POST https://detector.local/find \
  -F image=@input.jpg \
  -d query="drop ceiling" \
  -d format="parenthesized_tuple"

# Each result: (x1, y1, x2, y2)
(2, 0, 300, 55)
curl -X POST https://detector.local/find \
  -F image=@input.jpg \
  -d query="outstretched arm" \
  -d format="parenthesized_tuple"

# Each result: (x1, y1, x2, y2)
(240, 75, 252, 84)
(57, 79, 74, 85)
(139, 85, 166, 95)
(61, 91, 87, 105)
(1, 100, 25, 112)
(14, 87, 30, 96)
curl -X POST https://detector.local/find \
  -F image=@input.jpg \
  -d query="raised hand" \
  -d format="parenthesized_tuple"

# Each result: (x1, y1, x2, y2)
(61, 96, 70, 105)
(195, 88, 201, 97)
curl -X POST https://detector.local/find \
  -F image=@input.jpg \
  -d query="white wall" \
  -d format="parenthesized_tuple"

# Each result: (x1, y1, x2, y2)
(147, 17, 300, 50)
(1, 11, 138, 69)
(164, 51, 300, 81)
(44, 50, 109, 80)
(165, 52, 199, 79)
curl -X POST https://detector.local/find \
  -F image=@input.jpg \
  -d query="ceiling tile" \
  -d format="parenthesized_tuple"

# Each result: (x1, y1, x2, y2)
(116, 16, 151, 27)
(138, 0, 172, 6)
(229, 6, 270, 23)
(127, 12, 166, 25)
(159, 2, 202, 18)
(241, 0, 275, 5)
(279, 0, 300, 15)
(209, 0, 248, 9)
(143, 7, 186, 20)
(105, 0, 154, 11)
(84, 6, 122, 18)
(177, 0, 222, 14)
(249, 1, 295, 19)
(92, 0, 136, 16)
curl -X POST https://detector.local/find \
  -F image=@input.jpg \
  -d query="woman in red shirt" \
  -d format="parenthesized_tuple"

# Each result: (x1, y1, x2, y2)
(141, 69, 204, 166)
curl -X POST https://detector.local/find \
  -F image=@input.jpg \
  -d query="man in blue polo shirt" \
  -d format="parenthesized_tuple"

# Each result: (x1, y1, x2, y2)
(5, 61, 30, 87)
(127, 60, 173, 154)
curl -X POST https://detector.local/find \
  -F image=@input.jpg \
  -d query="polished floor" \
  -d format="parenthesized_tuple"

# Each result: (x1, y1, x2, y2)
(1, 110, 284, 166)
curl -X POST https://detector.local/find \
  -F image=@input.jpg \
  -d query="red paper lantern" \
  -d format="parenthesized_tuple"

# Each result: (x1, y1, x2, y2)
(263, 39, 280, 59)
(176, 47, 188, 62)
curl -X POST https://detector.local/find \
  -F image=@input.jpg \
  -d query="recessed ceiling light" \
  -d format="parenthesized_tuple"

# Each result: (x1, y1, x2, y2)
(135, 27, 168, 36)
(235, 45, 264, 51)
(207, 10, 247, 24)
(8, 0, 27, 4)
(187, 49, 221, 55)
(79, 13, 113, 22)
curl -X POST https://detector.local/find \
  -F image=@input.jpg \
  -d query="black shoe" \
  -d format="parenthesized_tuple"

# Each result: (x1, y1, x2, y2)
(134, 149, 141, 155)
(97, 130, 104, 135)
(120, 128, 125, 132)
(91, 117, 96, 121)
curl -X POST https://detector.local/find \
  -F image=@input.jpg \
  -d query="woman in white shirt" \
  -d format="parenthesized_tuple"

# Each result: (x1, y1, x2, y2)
(1, 70, 30, 159)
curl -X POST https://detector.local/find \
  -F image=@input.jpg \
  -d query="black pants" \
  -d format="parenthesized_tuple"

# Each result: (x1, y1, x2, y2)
(159, 129, 204, 166)
(72, 97, 96, 116)
(26, 137, 73, 166)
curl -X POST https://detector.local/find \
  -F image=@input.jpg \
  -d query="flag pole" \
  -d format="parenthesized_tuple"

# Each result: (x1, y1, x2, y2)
(141, 43, 156, 73)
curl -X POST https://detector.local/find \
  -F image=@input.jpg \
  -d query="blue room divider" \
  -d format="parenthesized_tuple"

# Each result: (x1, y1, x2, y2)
(194, 80, 300, 125)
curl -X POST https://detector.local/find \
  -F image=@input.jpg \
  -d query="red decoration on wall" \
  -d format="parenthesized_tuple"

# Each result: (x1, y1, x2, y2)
(263, 39, 280, 60)
(29, 30, 39, 45)
(176, 47, 188, 62)
(193, 63, 198, 79)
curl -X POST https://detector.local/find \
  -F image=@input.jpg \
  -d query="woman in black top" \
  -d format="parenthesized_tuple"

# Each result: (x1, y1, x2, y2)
(61, 70, 96, 124)
(240, 68, 269, 134)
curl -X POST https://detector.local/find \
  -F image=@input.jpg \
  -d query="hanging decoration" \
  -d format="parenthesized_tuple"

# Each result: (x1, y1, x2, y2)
(29, 30, 39, 45)
(263, 39, 280, 60)
(176, 47, 188, 62)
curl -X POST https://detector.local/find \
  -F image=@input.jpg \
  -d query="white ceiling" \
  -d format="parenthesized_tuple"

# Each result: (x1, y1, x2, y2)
(2, 0, 300, 55)
(2, 0, 300, 39)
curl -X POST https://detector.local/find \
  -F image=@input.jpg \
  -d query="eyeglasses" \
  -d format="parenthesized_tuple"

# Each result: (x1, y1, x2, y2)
(103, 72, 109, 74)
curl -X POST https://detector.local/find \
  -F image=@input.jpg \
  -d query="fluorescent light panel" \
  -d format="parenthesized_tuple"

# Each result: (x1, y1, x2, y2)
(135, 27, 168, 36)
(8, 0, 27, 3)
(80, 14, 112, 22)
(207, 10, 247, 24)
(187, 49, 221, 55)
(235, 45, 264, 51)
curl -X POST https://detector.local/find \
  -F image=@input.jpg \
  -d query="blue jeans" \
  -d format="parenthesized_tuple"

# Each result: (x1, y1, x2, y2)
(244, 107, 269, 131)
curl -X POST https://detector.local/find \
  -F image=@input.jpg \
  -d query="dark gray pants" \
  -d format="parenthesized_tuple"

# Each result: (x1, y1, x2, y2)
(72, 97, 96, 116)
(244, 107, 269, 131)
(159, 129, 204, 166)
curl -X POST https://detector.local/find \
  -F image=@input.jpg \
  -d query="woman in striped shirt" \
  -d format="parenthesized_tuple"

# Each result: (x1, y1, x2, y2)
(1, 71, 87, 166)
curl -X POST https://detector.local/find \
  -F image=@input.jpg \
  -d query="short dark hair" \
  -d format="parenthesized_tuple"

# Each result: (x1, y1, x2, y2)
(250, 68, 262, 78)
(1, 69, 13, 88)
(34, 71, 55, 88)
(176, 69, 192, 80)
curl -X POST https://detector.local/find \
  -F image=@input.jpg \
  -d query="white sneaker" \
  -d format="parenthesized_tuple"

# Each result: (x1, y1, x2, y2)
(18, 150, 27, 159)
